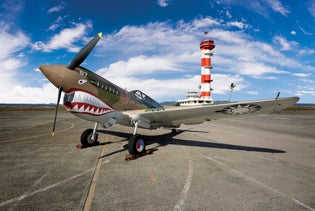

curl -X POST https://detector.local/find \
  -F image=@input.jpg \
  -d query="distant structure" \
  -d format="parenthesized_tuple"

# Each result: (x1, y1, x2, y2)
(177, 39, 215, 106)
(228, 83, 236, 101)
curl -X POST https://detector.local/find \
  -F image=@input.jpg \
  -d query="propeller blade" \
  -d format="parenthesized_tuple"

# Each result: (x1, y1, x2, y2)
(52, 86, 63, 137)
(68, 32, 102, 70)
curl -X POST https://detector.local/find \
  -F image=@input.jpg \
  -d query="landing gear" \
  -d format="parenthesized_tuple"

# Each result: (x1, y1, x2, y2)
(127, 120, 146, 155)
(80, 123, 99, 147)
(128, 135, 146, 155)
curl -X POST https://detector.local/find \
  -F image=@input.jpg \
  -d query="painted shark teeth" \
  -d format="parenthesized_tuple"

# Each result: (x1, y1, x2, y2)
(63, 90, 113, 116)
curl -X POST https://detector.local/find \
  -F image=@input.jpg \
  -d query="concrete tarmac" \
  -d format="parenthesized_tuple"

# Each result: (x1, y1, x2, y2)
(0, 108, 314, 210)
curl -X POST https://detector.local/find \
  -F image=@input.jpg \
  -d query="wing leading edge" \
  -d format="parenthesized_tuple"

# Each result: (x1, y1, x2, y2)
(124, 97, 299, 129)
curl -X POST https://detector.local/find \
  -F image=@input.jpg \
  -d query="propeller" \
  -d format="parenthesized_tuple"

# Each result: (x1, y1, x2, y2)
(68, 32, 102, 70)
(50, 32, 102, 136)
(52, 86, 63, 137)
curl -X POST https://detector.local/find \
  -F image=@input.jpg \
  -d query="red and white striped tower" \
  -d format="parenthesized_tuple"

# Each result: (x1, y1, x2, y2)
(200, 39, 215, 100)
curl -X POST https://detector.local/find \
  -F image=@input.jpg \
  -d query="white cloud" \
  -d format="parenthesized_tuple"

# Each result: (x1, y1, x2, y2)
(32, 22, 92, 52)
(308, 0, 315, 18)
(226, 21, 249, 29)
(94, 17, 313, 102)
(211, 74, 246, 94)
(272, 35, 297, 51)
(246, 91, 259, 95)
(3, 17, 314, 103)
(98, 55, 181, 77)
(157, 0, 170, 7)
(298, 48, 315, 55)
(96, 69, 246, 102)
(2, 83, 60, 104)
(0, 27, 29, 59)
(290, 30, 296, 35)
(298, 26, 313, 35)
(295, 86, 315, 97)
(48, 2, 66, 13)
(191, 17, 221, 29)
(292, 73, 311, 77)
(265, 0, 290, 16)
(0, 23, 30, 103)
(225, 10, 232, 18)
(238, 62, 288, 78)
(48, 16, 68, 31)
(0, 22, 60, 104)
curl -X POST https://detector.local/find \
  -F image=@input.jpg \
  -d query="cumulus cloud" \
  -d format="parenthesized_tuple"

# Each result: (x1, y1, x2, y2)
(93, 17, 314, 102)
(226, 21, 249, 29)
(98, 55, 182, 77)
(272, 35, 298, 51)
(0, 21, 60, 103)
(0, 24, 42, 103)
(32, 22, 92, 52)
(0, 27, 29, 59)
(157, 0, 170, 7)
(290, 30, 296, 35)
(2, 83, 60, 104)
(292, 73, 311, 77)
(3, 16, 313, 103)
(0, 23, 28, 83)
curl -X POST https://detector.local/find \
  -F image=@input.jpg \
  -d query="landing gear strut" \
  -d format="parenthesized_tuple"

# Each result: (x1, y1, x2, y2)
(128, 121, 146, 155)
(80, 122, 99, 146)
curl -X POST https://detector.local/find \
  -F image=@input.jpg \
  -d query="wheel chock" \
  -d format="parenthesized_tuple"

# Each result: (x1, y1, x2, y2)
(76, 144, 84, 149)
(125, 150, 152, 161)
(76, 142, 100, 149)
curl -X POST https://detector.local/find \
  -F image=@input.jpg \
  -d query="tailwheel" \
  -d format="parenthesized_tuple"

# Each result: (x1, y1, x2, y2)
(128, 135, 146, 155)
(80, 128, 98, 147)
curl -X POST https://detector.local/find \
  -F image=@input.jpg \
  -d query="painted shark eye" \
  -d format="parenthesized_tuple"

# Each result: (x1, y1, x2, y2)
(78, 79, 87, 85)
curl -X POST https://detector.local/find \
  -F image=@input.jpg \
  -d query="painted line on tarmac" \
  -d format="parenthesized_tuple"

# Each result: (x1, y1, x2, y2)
(0, 157, 110, 208)
(173, 141, 194, 211)
(0, 122, 75, 144)
(0, 169, 91, 207)
(83, 137, 108, 211)
(8, 150, 73, 210)
(191, 149, 315, 211)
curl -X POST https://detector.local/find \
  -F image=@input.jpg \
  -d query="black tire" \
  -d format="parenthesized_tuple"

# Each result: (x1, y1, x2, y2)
(80, 129, 98, 146)
(128, 135, 146, 155)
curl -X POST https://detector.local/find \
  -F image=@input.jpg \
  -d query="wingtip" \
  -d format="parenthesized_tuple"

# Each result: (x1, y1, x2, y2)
(98, 32, 102, 38)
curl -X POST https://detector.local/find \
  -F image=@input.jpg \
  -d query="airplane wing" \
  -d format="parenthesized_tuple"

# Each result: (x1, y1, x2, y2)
(124, 97, 299, 129)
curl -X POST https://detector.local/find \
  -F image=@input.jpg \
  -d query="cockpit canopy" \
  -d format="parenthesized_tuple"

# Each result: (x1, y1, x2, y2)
(130, 90, 162, 109)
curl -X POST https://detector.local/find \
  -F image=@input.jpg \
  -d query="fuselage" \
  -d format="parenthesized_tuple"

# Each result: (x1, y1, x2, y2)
(39, 65, 161, 124)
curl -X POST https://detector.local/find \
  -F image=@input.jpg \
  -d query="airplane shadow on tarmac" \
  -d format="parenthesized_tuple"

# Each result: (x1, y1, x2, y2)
(97, 129, 286, 159)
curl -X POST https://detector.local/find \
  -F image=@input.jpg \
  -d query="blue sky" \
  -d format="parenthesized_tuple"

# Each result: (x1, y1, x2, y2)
(1, 0, 315, 104)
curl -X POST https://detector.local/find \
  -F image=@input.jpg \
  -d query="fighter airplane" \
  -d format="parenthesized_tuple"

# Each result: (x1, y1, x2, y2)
(39, 33, 299, 155)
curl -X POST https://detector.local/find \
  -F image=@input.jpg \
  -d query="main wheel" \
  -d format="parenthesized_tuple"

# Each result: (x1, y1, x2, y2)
(128, 135, 146, 155)
(80, 129, 98, 147)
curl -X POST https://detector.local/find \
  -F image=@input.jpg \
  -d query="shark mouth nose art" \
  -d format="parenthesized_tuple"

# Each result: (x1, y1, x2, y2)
(63, 90, 113, 116)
